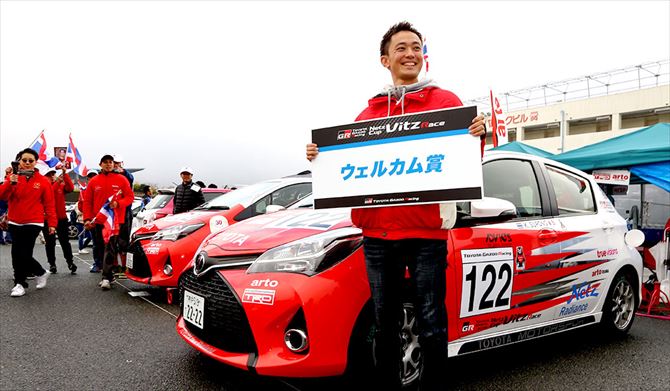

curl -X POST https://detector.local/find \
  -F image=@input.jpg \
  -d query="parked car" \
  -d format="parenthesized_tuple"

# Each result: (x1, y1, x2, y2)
(132, 188, 231, 233)
(127, 174, 312, 288)
(176, 152, 643, 387)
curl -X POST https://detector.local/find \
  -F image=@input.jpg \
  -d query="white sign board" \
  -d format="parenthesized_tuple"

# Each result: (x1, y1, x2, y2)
(311, 107, 483, 209)
(592, 169, 631, 186)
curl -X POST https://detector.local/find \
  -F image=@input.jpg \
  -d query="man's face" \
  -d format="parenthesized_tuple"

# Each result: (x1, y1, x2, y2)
(100, 159, 114, 173)
(381, 31, 423, 85)
(114, 161, 123, 169)
(180, 172, 193, 182)
(58, 149, 66, 160)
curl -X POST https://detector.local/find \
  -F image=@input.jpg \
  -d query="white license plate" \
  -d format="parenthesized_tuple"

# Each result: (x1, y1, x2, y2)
(126, 253, 134, 269)
(183, 290, 205, 329)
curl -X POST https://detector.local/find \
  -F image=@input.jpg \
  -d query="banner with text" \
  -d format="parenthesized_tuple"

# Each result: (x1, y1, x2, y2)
(311, 106, 483, 209)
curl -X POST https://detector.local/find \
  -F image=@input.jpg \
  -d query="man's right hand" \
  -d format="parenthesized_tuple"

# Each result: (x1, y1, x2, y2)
(306, 143, 319, 161)
(84, 220, 94, 231)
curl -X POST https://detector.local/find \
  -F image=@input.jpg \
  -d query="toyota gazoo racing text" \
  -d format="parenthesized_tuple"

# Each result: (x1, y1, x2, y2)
(127, 174, 312, 288)
(176, 152, 643, 387)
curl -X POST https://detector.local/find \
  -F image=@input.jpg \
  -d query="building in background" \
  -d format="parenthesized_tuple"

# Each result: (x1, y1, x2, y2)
(465, 60, 669, 153)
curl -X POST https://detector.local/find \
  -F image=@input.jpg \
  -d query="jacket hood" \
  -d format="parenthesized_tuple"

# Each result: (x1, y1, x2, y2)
(370, 79, 440, 117)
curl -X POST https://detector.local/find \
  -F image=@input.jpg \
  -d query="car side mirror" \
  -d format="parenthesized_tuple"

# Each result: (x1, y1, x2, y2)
(470, 197, 517, 219)
(265, 205, 286, 214)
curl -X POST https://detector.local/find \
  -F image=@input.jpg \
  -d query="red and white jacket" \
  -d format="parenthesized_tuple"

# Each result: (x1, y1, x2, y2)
(351, 84, 485, 240)
(0, 170, 57, 228)
(82, 171, 134, 225)
(51, 173, 74, 220)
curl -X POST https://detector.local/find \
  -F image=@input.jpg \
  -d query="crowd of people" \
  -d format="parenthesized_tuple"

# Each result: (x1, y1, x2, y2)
(0, 152, 216, 295)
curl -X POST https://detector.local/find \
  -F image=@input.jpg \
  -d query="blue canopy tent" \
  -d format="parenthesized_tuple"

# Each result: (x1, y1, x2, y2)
(490, 141, 555, 158)
(553, 123, 670, 191)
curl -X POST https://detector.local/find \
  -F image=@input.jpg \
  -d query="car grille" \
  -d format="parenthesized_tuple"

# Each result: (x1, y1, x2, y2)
(128, 240, 152, 278)
(179, 268, 257, 354)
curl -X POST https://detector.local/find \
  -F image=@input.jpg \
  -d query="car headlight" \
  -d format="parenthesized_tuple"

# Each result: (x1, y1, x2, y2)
(152, 223, 205, 241)
(247, 227, 362, 276)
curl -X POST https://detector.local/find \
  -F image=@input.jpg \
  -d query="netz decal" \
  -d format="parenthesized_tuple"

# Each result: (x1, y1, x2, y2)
(567, 282, 599, 304)
(458, 316, 595, 355)
(241, 288, 276, 305)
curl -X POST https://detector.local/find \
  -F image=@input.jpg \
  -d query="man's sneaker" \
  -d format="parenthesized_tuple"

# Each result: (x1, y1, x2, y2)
(90, 264, 101, 273)
(68, 262, 77, 275)
(77, 249, 89, 255)
(35, 272, 49, 289)
(99, 279, 111, 290)
(10, 284, 25, 297)
(49, 265, 57, 274)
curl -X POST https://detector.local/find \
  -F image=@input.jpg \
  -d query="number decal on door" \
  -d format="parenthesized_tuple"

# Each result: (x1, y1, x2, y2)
(460, 248, 514, 318)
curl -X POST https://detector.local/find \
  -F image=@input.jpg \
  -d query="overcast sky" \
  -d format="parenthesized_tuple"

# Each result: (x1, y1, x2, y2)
(2, 0, 669, 187)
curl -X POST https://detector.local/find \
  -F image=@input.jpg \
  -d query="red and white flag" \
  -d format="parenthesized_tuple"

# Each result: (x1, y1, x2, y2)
(95, 191, 121, 244)
(489, 90, 508, 147)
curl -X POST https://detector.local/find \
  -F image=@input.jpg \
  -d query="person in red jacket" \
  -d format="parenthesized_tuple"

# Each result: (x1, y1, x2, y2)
(82, 154, 134, 290)
(306, 22, 486, 390)
(0, 148, 57, 297)
(42, 166, 77, 274)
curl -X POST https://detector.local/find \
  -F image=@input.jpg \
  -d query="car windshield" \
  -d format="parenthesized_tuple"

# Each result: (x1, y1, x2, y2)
(197, 180, 283, 210)
(144, 194, 172, 210)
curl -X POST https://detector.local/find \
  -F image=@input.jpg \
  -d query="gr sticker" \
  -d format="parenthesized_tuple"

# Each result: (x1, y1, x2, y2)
(209, 216, 229, 233)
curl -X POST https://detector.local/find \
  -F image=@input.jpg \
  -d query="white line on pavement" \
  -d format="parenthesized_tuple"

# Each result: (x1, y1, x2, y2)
(73, 254, 178, 319)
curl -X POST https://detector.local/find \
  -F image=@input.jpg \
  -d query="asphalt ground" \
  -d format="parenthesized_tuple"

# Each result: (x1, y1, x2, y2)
(1, 241, 669, 391)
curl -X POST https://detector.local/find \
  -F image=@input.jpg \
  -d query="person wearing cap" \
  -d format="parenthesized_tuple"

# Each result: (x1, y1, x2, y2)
(112, 154, 134, 276)
(173, 167, 205, 215)
(77, 170, 101, 270)
(42, 165, 77, 274)
(82, 154, 134, 290)
(0, 148, 57, 297)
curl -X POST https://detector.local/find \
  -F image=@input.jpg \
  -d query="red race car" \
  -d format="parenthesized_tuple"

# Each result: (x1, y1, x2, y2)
(176, 152, 643, 387)
(127, 173, 312, 289)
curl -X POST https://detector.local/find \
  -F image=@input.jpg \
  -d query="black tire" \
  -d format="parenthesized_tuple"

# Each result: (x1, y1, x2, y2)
(68, 224, 79, 239)
(600, 271, 637, 335)
(345, 301, 422, 389)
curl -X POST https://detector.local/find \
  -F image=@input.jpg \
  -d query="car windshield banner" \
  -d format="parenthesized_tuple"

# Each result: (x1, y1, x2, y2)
(311, 106, 483, 209)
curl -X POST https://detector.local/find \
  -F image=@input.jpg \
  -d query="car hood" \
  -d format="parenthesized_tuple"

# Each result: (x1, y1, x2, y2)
(204, 208, 353, 254)
(137, 209, 224, 233)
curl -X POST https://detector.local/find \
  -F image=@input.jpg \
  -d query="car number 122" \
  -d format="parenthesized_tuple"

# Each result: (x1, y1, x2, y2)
(459, 249, 514, 318)
(184, 290, 205, 329)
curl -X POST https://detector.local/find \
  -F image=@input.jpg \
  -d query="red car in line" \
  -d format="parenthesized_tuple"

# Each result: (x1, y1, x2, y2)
(176, 152, 643, 387)
(127, 174, 312, 289)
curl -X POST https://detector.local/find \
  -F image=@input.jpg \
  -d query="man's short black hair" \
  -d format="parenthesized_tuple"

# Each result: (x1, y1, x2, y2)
(380, 21, 423, 56)
(16, 148, 38, 161)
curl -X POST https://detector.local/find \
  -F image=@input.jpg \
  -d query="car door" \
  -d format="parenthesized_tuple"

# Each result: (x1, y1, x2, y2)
(542, 164, 610, 321)
(448, 157, 560, 346)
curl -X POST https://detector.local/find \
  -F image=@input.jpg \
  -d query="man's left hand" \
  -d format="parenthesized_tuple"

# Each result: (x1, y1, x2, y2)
(110, 201, 118, 209)
(48, 227, 56, 235)
(468, 115, 486, 137)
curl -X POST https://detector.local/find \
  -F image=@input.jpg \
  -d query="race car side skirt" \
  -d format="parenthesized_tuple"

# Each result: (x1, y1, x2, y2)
(456, 315, 597, 355)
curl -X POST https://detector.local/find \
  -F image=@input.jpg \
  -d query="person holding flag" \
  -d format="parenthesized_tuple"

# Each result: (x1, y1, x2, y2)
(82, 154, 133, 290)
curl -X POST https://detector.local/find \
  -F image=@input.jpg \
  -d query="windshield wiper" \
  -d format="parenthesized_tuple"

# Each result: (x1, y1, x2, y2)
(204, 205, 230, 210)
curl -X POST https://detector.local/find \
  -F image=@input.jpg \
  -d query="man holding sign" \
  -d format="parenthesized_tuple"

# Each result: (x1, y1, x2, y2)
(306, 22, 485, 390)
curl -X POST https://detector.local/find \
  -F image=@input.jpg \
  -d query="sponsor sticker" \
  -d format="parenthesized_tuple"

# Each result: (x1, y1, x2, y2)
(215, 231, 249, 246)
(143, 243, 162, 255)
(242, 289, 276, 305)
(461, 248, 513, 264)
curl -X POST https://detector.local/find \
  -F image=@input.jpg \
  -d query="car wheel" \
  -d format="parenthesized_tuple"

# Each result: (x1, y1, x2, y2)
(346, 301, 422, 389)
(68, 224, 79, 239)
(600, 271, 637, 335)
